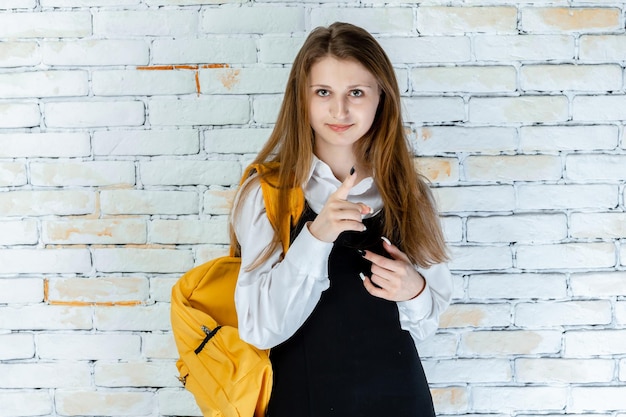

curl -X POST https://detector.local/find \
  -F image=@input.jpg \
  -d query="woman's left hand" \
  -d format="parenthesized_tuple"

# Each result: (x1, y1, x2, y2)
(360, 238, 426, 302)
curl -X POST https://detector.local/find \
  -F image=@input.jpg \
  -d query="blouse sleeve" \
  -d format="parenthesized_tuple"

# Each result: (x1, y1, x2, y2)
(396, 262, 453, 345)
(233, 178, 333, 350)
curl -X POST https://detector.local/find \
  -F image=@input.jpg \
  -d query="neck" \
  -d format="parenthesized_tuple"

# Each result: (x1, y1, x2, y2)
(314, 145, 367, 182)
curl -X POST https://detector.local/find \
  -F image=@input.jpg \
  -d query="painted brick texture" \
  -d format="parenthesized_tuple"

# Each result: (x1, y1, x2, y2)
(1, 1, 625, 416)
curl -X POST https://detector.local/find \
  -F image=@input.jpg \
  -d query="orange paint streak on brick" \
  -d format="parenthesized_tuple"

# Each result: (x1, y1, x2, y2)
(43, 278, 49, 303)
(201, 63, 230, 69)
(47, 300, 143, 307)
(195, 71, 201, 95)
(137, 65, 175, 71)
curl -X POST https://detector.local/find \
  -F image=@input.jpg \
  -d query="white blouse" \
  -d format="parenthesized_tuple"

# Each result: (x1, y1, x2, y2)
(233, 157, 453, 350)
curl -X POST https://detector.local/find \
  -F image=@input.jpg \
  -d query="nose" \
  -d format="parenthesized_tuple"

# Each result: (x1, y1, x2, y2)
(330, 96, 349, 119)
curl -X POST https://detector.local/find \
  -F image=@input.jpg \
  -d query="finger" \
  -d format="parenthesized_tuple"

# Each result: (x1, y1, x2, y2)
(381, 236, 411, 263)
(333, 167, 358, 200)
(361, 273, 389, 298)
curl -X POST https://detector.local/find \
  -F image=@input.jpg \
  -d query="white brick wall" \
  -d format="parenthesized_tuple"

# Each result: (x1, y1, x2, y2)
(1, 1, 625, 416)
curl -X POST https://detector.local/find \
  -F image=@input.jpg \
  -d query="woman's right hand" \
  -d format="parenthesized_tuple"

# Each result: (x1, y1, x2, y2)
(307, 169, 371, 243)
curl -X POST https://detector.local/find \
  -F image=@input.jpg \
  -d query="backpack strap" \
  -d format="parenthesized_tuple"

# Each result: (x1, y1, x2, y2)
(235, 162, 305, 255)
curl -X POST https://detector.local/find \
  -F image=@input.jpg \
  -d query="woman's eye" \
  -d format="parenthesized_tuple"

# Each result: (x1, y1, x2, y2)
(316, 89, 330, 97)
(350, 89, 363, 97)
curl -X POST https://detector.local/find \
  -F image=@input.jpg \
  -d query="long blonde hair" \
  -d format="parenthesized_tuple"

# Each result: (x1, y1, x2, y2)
(231, 22, 448, 267)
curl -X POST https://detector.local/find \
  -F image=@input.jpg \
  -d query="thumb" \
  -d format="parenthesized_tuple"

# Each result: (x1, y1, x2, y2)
(333, 167, 358, 200)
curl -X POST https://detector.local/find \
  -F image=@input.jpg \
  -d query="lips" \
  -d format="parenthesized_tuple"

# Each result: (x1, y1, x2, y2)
(327, 123, 353, 132)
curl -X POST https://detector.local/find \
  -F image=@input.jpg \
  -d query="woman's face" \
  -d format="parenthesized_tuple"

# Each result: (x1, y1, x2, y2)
(307, 56, 380, 157)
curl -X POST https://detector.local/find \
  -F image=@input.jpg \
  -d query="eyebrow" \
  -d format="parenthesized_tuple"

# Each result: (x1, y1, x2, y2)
(309, 84, 375, 89)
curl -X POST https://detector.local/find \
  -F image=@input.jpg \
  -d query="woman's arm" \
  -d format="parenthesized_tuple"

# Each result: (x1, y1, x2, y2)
(233, 179, 333, 350)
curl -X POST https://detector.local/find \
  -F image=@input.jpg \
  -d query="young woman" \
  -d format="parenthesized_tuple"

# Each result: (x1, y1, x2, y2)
(231, 22, 452, 417)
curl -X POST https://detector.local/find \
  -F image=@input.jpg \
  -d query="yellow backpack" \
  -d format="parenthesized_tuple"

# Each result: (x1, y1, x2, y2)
(170, 163, 304, 417)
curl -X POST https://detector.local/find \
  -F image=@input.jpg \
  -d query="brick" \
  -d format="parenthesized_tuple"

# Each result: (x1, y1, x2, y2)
(259, 35, 304, 64)
(0, 12, 91, 38)
(570, 387, 626, 411)
(0, 42, 40, 67)
(93, 248, 194, 273)
(414, 333, 458, 358)
(37, 334, 141, 360)
(567, 154, 626, 181)
(148, 0, 239, 3)
(100, 190, 198, 215)
(199, 67, 290, 94)
(0, 0, 37, 8)
(203, 188, 236, 215)
(570, 272, 626, 297)
(143, 333, 178, 359)
(439, 303, 511, 328)
(0, 333, 34, 360)
(565, 330, 626, 356)
(201, 6, 304, 34)
(0, 162, 27, 186)
(157, 388, 202, 417)
(468, 273, 567, 300)
(311, 7, 413, 33)
(0, 71, 88, 99)
(580, 35, 626, 61)
(93, 129, 199, 156)
(517, 184, 617, 210)
(467, 214, 567, 243)
(252, 95, 283, 125)
(448, 245, 513, 271)
(516, 358, 614, 383)
(95, 360, 178, 387)
(461, 330, 562, 356)
(414, 157, 459, 184)
(440, 216, 462, 243)
(0, 190, 95, 216)
(412, 65, 516, 93)
(31, 161, 136, 187)
(573, 95, 626, 121)
(152, 38, 256, 64)
(0, 391, 51, 417)
(0, 132, 90, 158)
(43, 0, 140, 4)
(413, 126, 517, 155)
(472, 386, 567, 412)
(515, 300, 612, 327)
(464, 155, 562, 182)
(140, 160, 240, 186)
(521, 7, 621, 33)
(0, 362, 91, 388)
(474, 34, 574, 61)
(0, 278, 43, 304)
(430, 387, 468, 414)
(0, 102, 40, 128)
(470, 96, 568, 123)
(205, 128, 270, 154)
(571, 212, 626, 239)
(55, 389, 153, 416)
(520, 125, 618, 151)
(0, 249, 91, 274)
(150, 219, 229, 244)
(43, 40, 149, 66)
(92, 69, 196, 96)
(423, 358, 511, 384)
(149, 277, 177, 303)
(46, 277, 149, 304)
(521, 64, 621, 92)
(417, 6, 518, 34)
(0, 305, 92, 330)
(615, 301, 626, 325)
(95, 303, 170, 331)
(45, 100, 145, 128)
(93, 10, 197, 36)
(149, 97, 249, 126)
(434, 185, 515, 213)
(195, 245, 229, 265)
(378, 37, 471, 64)
(517, 242, 615, 270)
(43, 219, 146, 245)
(403, 97, 465, 123)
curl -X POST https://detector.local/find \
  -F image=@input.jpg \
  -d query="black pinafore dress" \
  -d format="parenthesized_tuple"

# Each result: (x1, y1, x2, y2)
(267, 205, 435, 417)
